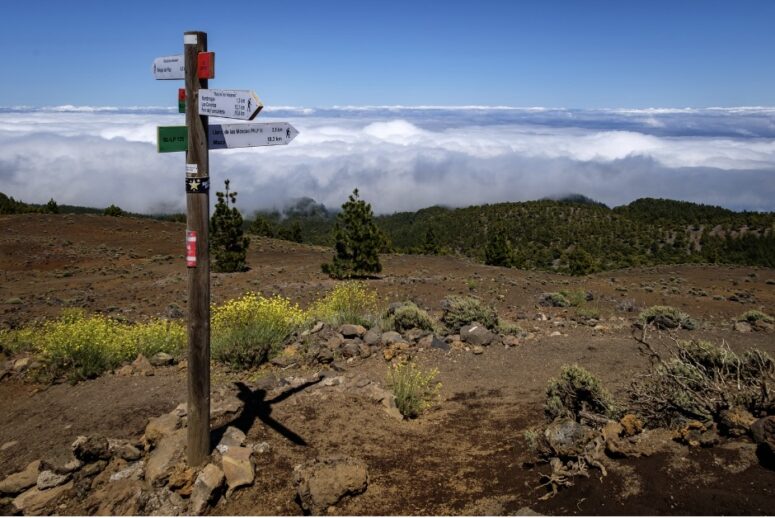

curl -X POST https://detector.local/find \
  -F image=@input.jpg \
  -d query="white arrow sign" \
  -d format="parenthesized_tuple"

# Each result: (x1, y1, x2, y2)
(152, 55, 184, 80)
(199, 89, 263, 120)
(208, 122, 299, 149)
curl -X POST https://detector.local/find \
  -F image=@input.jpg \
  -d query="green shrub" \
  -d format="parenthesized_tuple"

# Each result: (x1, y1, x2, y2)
(383, 302, 436, 333)
(739, 310, 773, 324)
(638, 305, 696, 330)
(545, 364, 618, 421)
(211, 293, 304, 369)
(575, 306, 601, 321)
(307, 281, 380, 327)
(386, 361, 441, 419)
(210, 179, 250, 273)
(440, 295, 498, 331)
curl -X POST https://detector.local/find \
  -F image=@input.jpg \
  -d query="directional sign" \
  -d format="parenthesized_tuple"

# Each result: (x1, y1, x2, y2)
(157, 126, 187, 153)
(153, 55, 185, 80)
(208, 122, 299, 149)
(178, 88, 186, 113)
(152, 53, 215, 80)
(199, 89, 263, 120)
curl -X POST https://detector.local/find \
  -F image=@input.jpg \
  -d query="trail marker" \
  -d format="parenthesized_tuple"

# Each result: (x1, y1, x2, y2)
(208, 122, 298, 149)
(199, 89, 263, 120)
(151, 31, 299, 468)
(152, 53, 216, 80)
(157, 126, 188, 153)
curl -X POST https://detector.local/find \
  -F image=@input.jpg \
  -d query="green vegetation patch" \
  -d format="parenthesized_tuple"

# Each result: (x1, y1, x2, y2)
(383, 301, 436, 333)
(387, 361, 441, 419)
(638, 305, 696, 330)
(440, 295, 499, 331)
(545, 364, 619, 421)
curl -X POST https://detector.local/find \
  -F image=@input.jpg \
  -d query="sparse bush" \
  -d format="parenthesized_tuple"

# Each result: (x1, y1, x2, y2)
(211, 293, 304, 369)
(560, 290, 588, 307)
(440, 295, 498, 331)
(630, 340, 775, 428)
(739, 310, 773, 324)
(4, 309, 185, 382)
(575, 306, 600, 321)
(638, 305, 696, 330)
(307, 281, 379, 327)
(387, 360, 441, 419)
(497, 320, 524, 336)
(540, 292, 570, 308)
(383, 302, 436, 333)
(545, 364, 618, 421)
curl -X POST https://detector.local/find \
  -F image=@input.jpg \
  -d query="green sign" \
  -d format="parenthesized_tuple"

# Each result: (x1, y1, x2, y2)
(157, 126, 188, 153)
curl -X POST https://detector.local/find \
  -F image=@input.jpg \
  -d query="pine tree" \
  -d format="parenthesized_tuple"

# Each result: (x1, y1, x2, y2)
(249, 214, 276, 238)
(210, 179, 250, 273)
(45, 198, 59, 214)
(322, 189, 383, 279)
(484, 227, 513, 267)
(423, 227, 440, 255)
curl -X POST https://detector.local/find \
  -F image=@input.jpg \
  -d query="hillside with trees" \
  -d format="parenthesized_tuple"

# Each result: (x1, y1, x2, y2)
(252, 196, 775, 274)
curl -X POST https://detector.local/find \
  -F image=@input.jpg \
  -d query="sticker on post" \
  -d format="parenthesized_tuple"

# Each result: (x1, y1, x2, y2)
(186, 163, 198, 177)
(184, 34, 198, 45)
(186, 176, 209, 193)
(186, 231, 197, 267)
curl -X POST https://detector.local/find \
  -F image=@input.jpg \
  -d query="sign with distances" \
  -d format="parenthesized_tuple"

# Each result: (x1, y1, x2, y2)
(198, 89, 263, 120)
(208, 122, 298, 149)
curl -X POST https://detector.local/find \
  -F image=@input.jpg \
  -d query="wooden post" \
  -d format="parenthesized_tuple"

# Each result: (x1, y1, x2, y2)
(184, 30, 210, 467)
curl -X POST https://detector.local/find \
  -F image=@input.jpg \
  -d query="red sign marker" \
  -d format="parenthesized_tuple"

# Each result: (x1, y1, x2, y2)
(178, 88, 186, 113)
(197, 52, 215, 79)
(186, 230, 197, 267)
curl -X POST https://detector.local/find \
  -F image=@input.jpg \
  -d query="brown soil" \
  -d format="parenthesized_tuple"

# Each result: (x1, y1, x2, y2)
(1, 213, 774, 515)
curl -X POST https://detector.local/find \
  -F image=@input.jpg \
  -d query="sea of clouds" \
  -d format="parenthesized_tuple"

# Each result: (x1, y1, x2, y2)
(1, 105, 774, 215)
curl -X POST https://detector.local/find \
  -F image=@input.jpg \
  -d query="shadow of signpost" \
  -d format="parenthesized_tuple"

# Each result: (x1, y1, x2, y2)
(211, 379, 321, 448)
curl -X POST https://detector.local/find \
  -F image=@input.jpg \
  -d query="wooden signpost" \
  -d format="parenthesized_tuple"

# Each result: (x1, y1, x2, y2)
(152, 31, 299, 467)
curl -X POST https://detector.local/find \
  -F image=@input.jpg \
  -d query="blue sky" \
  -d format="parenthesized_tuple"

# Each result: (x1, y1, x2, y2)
(2, 0, 775, 108)
(1, 1, 774, 214)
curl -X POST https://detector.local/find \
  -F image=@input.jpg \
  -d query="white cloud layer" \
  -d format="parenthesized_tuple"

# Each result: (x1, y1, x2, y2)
(0, 106, 774, 214)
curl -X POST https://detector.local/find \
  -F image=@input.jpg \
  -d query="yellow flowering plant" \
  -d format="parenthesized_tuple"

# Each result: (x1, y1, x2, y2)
(307, 281, 380, 327)
(211, 293, 304, 369)
(386, 360, 441, 419)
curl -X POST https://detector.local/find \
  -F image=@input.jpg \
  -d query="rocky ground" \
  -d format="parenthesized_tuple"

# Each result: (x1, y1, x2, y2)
(1, 213, 774, 515)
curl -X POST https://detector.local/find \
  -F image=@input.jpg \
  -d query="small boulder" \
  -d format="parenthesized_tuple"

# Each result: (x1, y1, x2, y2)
(217, 426, 247, 451)
(109, 438, 142, 461)
(85, 479, 143, 515)
(544, 418, 596, 457)
(719, 407, 756, 438)
(472, 345, 484, 355)
(460, 322, 494, 346)
(190, 463, 224, 515)
(71, 435, 110, 462)
(149, 352, 176, 367)
(293, 456, 368, 514)
(12, 481, 73, 515)
(363, 328, 381, 346)
(341, 342, 362, 359)
(131, 354, 154, 375)
(36, 470, 70, 490)
(167, 464, 196, 496)
(145, 428, 186, 487)
(619, 414, 644, 437)
(144, 412, 182, 448)
(13, 358, 31, 372)
(0, 460, 41, 495)
(221, 446, 254, 495)
(751, 416, 775, 457)
(340, 324, 366, 338)
(381, 331, 403, 346)
(734, 321, 753, 333)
